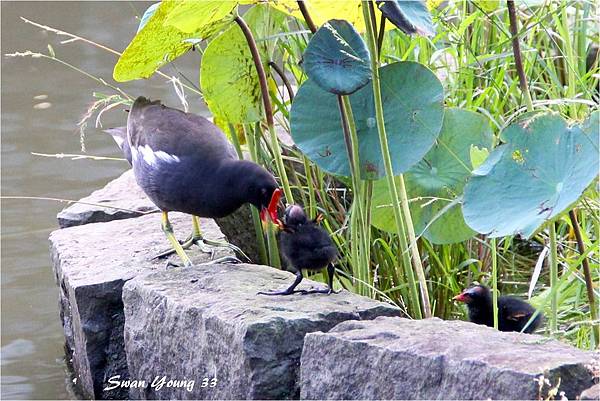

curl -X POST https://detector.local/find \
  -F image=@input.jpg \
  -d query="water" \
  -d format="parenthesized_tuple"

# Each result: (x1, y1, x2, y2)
(1, 2, 203, 398)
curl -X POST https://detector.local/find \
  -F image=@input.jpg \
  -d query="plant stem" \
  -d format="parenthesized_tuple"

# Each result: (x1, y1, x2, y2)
(228, 124, 244, 158)
(303, 157, 317, 219)
(549, 222, 559, 333)
(340, 96, 373, 297)
(507, 0, 534, 112)
(269, 61, 295, 102)
(266, 223, 281, 268)
(337, 95, 368, 294)
(234, 16, 294, 204)
(0, 196, 151, 215)
(19, 17, 201, 96)
(377, 15, 386, 57)
(568, 210, 599, 345)
(362, 0, 430, 318)
(396, 175, 432, 315)
(297, 1, 317, 33)
(245, 124, 269, 265)
(491, 237, 499, 329)
(560, 3, 579, 119)
(7, 51, 131, 100)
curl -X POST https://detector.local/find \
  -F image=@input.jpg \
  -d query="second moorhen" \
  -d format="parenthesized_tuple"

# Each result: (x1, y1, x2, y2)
(453, 284, 543, 333)
(107, 96, 282, 266)
(259, 205, 339, 295)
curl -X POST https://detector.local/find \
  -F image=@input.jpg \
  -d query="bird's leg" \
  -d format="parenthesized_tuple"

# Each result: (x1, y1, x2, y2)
(301, 264, 341, 295)
(171, 215, 204, 250)
(326, 263, 341, 294)
(153, 215, 251, 262)
(161, 211, 193, 267)
(258, 270, 308, 296)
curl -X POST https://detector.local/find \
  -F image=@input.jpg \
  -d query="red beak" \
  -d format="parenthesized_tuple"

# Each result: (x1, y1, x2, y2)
(453, 292, 467, 302)
(260, 188, 283, 228)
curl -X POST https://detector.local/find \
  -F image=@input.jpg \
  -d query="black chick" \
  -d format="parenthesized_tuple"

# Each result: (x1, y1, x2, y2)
(453, 284, 543, 333)
(259, 205, 339, 296)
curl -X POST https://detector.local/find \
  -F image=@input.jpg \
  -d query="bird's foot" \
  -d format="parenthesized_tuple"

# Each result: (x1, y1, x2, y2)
(165, 260, 181, 269)
(300, 287, 341, 295)
(257, 289, 308, 296)
(152, 235, 251, 262)
(205, 256, 244, 265)
(164, 259, 193, 269)
(152, 234, 200, 260)
(203, 238, 251, 262)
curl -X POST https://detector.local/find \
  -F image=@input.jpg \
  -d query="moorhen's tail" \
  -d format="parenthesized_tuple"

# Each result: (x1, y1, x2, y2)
(104, 126, 132, 165)
(132, 96, 162, 110)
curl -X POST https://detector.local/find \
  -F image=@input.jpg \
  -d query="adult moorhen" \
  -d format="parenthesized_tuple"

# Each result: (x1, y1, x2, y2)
(259, 204, 339, 295)
(453, 284, 543, 333)
(106, 96, 282, 267)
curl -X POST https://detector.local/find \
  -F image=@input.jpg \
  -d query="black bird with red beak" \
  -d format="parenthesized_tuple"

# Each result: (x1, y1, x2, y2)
(106, 96, 282, 266)
(453, 284, 543, 333)
(259, 204, 339, 296)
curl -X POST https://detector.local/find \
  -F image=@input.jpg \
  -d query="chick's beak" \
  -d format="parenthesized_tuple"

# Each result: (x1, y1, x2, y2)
(452, 292, 467, 303)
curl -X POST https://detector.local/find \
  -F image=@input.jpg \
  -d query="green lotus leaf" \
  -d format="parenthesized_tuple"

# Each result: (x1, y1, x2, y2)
(114, 1, 197, 81)
(302, 19, 371, 95)
(371, 108, 493, 243)
(290, 61, 444, 179)
(114, 1, 232, 82)
(377, 0, 435, 37)
(463, 111, 599, 238)
(164, 1, 236, 33)
(200, 4, 287, 123)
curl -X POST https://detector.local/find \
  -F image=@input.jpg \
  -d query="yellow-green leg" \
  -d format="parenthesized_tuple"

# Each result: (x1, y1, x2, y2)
(192, 215, 202, 239)
(161, 211, 192, 267)
(176, 215, 203, 249)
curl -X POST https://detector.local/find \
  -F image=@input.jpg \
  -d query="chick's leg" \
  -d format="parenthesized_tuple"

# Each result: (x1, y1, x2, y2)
(258, 270, 307, 296)
(301, 264, 340, 295)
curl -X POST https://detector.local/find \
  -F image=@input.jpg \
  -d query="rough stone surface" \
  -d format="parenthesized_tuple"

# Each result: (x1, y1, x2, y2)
(57, 169, 159, 228)
(50, 213, 232, 399)
(579, 383, 600, 400)
(300, 317, 597, 400)
(122, 264, 402, 400)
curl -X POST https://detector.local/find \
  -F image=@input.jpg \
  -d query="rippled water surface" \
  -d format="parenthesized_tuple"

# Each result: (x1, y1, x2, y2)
(1, 2, 202, 398)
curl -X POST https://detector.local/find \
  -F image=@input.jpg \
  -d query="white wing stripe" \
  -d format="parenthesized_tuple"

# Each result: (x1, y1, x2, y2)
(135, 145, 180, 166)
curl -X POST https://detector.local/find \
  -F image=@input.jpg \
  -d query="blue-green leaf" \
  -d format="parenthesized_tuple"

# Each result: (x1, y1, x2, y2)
(137, 3, 160, 33)
(291, 61, 444, 179)
(377, 0, 435, 37)
(462, 111, 599, 238)
(372, 108, 494, 244)
(303, 19, 371, 95)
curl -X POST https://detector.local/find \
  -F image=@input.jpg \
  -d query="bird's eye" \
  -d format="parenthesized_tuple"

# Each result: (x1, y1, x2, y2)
(261, 188, 267, 195)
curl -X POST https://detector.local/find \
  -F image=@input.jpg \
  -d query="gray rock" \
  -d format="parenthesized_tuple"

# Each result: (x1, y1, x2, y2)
(580, 383, 600, 400)
(50, 212, 232, 399)
(300, 317, 596, 400)
(122, 264, 402, 400)
(57, 169, 159, 228)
